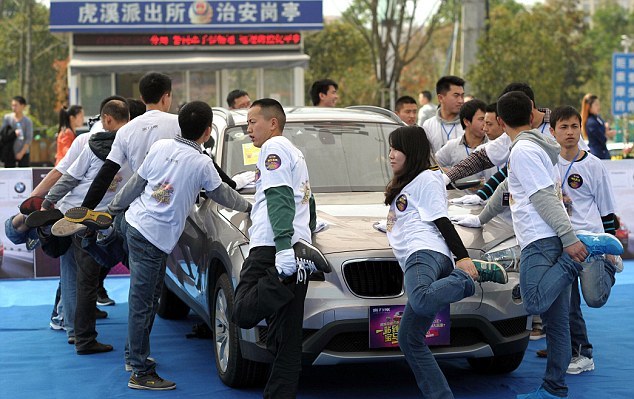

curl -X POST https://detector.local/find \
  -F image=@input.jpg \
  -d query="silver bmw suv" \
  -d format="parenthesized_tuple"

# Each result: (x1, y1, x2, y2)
(159, 106, 529, 387)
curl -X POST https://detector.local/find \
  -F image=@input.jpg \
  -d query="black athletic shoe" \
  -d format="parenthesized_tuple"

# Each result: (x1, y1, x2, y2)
(64, 207, 113, 230)
(293, 239, 331, 283)
(25, 209, 63, 228)
(76, 341, 114, 355)
(128, 371, 176, 391)
(95, 307, 108, 319)
(97, 287, 115, 306)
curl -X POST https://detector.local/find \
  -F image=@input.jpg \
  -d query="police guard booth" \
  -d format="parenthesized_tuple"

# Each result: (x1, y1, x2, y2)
(49, 0, 323, 115)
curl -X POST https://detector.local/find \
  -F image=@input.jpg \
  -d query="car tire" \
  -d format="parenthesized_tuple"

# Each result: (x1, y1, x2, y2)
(467, 351, 525, 374)
(157, 283, 190, 319)
(213, 273, 269, 387)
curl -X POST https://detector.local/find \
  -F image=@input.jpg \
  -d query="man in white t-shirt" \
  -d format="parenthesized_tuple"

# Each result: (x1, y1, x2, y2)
(232, 98, 321, 399)
(546, 105, 622, 375)
(452, 92, 622, 399)
(435, 99, 494, 184)
(422, 76, 465, 153)
(106, 101, 251, 390)
(37, 100, 131, 355)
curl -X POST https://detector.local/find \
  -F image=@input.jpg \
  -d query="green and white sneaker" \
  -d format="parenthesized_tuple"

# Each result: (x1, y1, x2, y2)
(473, 260, 508, 284)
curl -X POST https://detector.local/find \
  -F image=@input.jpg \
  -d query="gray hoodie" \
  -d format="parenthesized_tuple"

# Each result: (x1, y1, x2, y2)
(479, 128, 578, 247)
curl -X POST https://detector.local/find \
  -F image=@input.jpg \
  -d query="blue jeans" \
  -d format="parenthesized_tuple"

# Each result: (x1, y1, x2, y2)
(119, 215, 167, 375)
(399, 250, 475, 399)
(520, 237, 581, 397)
(59, 246, 77, 338)
(569, 255, 616, 358)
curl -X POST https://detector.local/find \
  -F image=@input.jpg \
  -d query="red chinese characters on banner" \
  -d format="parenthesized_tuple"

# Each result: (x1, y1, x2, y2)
(149, 33, 301, 47)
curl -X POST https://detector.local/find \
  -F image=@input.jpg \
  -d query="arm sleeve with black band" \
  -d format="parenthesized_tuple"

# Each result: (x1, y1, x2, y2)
(530, 187, 578, 247)
(81, 159, 121, 209)
(213, 160, 237, 189)
(43, 174, 81, 207)
(433, 216, 470, 260)
(476, 166, 508, 200)
(602, 213, 618, 235)
(446, 148, 495, 182)
(265, 186, 295, 252)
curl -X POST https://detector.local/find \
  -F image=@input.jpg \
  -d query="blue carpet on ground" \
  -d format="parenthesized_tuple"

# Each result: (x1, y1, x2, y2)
(1, 262, 633, 398)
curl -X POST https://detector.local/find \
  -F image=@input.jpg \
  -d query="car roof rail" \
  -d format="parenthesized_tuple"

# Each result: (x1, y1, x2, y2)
(346, 105, 404, 125)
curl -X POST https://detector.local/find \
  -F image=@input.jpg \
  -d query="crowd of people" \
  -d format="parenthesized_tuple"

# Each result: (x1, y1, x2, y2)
(0, 72, 626, 399)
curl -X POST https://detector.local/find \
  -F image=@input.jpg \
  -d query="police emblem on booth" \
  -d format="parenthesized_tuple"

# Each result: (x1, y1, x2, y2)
(396, 194, 408, 212)
(265, 154, 282, 171)
(567, 174, 583, 190)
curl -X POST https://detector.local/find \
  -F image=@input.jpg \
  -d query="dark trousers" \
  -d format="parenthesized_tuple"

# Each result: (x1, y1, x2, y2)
(5, 153, 30, 168)
(233, 246, 308, 399)
(73, 234, 106, 350)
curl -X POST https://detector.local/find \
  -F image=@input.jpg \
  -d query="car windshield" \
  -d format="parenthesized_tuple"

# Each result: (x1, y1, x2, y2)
(222, 121, 398, 192)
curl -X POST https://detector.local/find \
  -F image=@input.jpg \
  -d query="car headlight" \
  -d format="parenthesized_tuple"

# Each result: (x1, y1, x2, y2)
(482, 245, 521, 272)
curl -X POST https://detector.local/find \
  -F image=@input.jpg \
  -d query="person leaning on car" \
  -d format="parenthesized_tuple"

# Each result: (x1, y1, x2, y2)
(232, 98, 317, 399)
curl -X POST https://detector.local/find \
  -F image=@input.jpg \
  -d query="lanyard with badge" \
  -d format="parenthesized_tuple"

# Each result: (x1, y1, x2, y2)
(441, 123, 456, 141)
(560, 148, 580, 216)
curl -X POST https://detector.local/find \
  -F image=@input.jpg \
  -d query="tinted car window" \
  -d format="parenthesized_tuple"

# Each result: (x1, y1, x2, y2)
(223, 121, 396, 192)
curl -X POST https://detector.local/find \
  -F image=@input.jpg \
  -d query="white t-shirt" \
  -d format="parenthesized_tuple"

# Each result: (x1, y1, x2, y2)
(508, 140, 563, 249)
(435, 135, 495, 182)
(125, 139, 222, 254)
(422, 115, 464, 154)
(558, 152, 616, 233)
(107, 110, 180, 173)
(56, 132, 93, 174)
(386, 169, 452, 268)
(56, 143, 131, 213)
(248, 136, 312, 250)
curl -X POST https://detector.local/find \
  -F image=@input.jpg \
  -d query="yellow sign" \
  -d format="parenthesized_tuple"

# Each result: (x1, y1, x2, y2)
(242, 143, 261, 165)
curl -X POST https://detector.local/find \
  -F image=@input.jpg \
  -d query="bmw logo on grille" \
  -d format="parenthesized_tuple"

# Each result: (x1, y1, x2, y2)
(14, 182, 26, 193)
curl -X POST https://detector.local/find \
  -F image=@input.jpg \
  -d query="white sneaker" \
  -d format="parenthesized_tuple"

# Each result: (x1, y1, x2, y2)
(613, 255, 624, 273)
(567, 355, 594, 374)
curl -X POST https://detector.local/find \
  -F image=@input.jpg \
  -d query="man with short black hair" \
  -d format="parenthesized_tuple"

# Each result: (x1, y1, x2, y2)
(309, 79, 338, 107)
(417, 90, 436, 125)
(226, 89, 251, 109)
(483, 102, 504, 141)
(2, 95, 33, 167)
(394, 95, 418, 126)
(422, 76, 466, 153)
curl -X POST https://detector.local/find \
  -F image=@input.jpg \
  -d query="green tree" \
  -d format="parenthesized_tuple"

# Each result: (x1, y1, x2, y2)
(304, 19, 380, 106)
(0, 0, 68, 126)
(468, 0, 593, 108)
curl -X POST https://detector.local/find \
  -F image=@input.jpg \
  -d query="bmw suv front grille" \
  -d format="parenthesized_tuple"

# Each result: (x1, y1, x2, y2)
(342, 259, 403, 298)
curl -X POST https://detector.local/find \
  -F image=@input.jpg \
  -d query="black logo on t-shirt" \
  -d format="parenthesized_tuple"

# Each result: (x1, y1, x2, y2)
(567, 174, 583, 189)
(396, 194, 408, 212)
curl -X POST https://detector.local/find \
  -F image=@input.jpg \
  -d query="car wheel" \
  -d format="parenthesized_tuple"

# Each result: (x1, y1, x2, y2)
(467, 351, 525, 374)
(157, 283, 190, 319)
(213, 273, 269, 387)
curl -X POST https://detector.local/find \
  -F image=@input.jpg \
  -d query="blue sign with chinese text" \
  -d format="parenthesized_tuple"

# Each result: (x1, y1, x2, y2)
(49, 0, 323, 32)
(612, 53, 634, 116)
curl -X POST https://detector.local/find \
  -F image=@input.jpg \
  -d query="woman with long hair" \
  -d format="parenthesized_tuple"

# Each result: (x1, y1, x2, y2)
(55, 105, 84, 165)
(581, 94, 615, 160)
(384, 125, 507, 398)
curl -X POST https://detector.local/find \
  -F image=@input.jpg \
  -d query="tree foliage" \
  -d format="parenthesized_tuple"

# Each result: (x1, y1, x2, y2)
(468, 0, 594, 108)
(304, 19, 380, 106)
(0, 0, 69, 126)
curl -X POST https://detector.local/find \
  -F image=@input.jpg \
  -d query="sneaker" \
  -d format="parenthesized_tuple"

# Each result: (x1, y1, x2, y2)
(517, 386, 567, 399)
(128, 371, 175, 391)
(612, 255, 624, 273)
(293, 239, 331, 283)
(49, 319, 65, 331)
(25, 209, 63, 228)
(68, 336, 76, 345)
(536, 349, 547, 358)
(577, 230, 624, 256)
(473, 259, 508, 284)
(125, 356, 156, 372)
(95, 307, 108, 319)
(26, 237, 40, 251)
(64, 207, 113, 230)
(97, 287, 115, 306)
(567, 355, 594, 374)
(530, 326, 546, 341)
(51, 218, 87, 237)
(19, 196, 45, 215)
